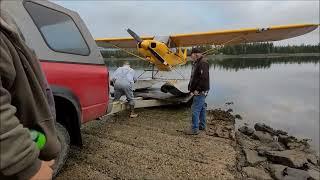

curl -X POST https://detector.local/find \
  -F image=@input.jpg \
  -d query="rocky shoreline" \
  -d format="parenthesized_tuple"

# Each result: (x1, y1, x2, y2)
(211, 108, 320, 180)
(236, 121, 319, 180)
(219, 110, 320, 180)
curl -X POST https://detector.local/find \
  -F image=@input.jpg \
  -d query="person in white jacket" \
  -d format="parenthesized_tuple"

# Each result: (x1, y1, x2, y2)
(111, 61, 138, 118)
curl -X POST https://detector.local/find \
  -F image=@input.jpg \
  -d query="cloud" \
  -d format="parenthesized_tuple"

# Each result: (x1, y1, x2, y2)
(54, 0, 319, 45)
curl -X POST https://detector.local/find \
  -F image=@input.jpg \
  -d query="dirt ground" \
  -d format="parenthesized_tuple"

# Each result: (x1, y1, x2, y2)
(56, 106, 237, 179)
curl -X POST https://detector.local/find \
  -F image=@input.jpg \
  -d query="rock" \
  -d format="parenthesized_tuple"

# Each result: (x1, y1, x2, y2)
(269, 164, 313, 180)
(308, 169, 320, 180)
(275, 129, 288, 136)
(304, 148, 318, 155)
(264, 150, 309, 169)
(278, 135, 310, 151)
(208, 125, 234, 139)
(243, 167, 273, 180)
(254, 123, 288, 136)
(234, 114, 242, 120)
(283, 167, 312, 179)
(287, 141, 310, 151)
(269, 164, 286, 180)
(268, 141, 285, 151)
(236, 131, 261, 150)
(225, 101, 234, 105)
(243, 148, 267, 166)
(207, 109, 236, 123)
(258, 149, 268, 156)
(306, 153, 319, 165)
(254, 123, 275, 134)
(278, 135, 296, 145)
(206, 110, 235, 140)
(257, 142, 285, 153)
(238, 126, 254, 136)
(252, 131, 274, 143)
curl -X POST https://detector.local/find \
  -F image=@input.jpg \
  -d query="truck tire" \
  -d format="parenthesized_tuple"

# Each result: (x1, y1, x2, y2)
(53, 123, 70, 177)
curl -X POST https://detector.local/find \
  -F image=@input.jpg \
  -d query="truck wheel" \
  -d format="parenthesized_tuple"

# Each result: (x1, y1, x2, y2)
(53, 123, 70, 177)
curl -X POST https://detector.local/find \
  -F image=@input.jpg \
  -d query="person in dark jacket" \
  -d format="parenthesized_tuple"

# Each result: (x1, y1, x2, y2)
(0, 10, 60, 179)
(185, 48, 210, 135)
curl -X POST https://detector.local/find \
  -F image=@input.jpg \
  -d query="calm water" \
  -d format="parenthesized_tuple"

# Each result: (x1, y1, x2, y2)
(106, 56, 320, 151)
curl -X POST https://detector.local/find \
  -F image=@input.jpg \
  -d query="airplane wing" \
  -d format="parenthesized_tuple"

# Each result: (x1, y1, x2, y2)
(96, 36, 153, 48)
(169, 24, 319, 47)
(95, 24, 319, 48)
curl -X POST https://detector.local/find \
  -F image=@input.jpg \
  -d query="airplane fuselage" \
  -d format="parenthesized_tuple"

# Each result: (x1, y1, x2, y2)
(137, 40, 187, 71)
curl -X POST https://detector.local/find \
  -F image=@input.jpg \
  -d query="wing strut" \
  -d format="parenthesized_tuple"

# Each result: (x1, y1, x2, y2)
(106, 43, 147, 61)
(202, 34, 247, 56)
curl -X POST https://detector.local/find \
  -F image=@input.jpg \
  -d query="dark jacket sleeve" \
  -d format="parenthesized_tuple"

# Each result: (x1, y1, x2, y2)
(189, 61, 210, 92)
(0, 35, 41, 179)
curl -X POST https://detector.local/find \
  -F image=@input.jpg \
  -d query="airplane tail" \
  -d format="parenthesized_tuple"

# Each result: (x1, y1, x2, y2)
(178, 48, 188, 65)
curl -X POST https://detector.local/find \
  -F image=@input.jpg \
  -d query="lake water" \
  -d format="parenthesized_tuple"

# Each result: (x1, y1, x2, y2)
(106, 56, 320, 151)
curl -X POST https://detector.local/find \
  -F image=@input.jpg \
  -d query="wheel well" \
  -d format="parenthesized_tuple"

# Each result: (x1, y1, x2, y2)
(54, 96, 82, 146)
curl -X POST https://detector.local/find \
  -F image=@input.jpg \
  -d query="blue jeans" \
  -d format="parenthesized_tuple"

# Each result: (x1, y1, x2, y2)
(191, 95, 207, 131)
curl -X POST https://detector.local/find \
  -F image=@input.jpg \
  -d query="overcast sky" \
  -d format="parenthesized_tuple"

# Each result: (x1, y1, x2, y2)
(54, 1, 319, 45)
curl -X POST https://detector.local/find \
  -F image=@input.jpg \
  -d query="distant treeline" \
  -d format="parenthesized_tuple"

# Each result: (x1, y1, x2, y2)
(207, 42, 320, 55)
(209, 56, 319, 71)
(105, 55, 319, 71)
(100, 42, 320, 58)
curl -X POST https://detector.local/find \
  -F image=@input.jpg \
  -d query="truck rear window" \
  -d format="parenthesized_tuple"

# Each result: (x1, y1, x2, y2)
(24, 1, 90, 56)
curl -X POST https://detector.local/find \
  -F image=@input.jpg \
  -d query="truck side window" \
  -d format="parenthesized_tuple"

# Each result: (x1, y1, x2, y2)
(24, 1, 90, 56)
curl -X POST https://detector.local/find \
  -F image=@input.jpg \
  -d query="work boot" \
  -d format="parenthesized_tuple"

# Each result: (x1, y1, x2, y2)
(130, 111, 138, 118)
(129, 105, 138, 118)
(184, 128, 199, 135)
(199, 126, 206, 131)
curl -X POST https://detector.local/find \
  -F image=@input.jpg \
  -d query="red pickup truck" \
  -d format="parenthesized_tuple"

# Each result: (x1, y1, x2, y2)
(2, 0, 110, 174)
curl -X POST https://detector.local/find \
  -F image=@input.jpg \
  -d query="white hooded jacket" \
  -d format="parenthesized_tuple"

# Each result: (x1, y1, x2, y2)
(112, 65, 137, 84)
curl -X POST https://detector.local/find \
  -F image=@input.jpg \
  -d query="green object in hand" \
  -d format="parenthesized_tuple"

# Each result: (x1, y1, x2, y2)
(30, 130, 46, 150)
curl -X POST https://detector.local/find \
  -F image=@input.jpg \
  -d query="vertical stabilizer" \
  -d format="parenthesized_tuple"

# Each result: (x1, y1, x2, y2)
(177, 47, 187, 65)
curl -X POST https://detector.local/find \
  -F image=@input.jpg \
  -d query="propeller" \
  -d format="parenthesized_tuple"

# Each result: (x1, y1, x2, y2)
(126, 28, 166, 65)
(127, 28, 143, 43)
